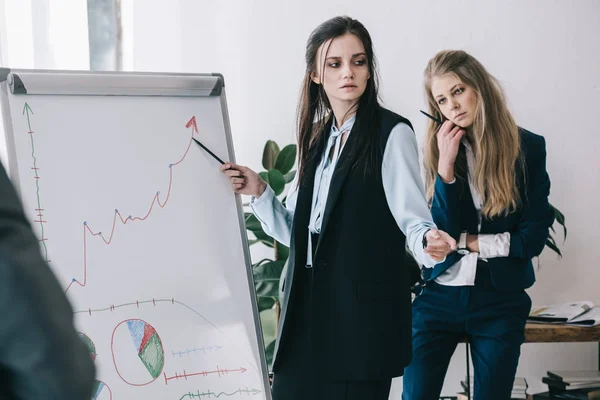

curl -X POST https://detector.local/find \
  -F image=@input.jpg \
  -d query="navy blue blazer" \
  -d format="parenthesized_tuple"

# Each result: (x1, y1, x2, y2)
(423, 128, 555, 291)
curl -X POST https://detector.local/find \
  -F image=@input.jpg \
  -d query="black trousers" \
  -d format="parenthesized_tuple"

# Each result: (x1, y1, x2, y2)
(271, 234, 392, 400)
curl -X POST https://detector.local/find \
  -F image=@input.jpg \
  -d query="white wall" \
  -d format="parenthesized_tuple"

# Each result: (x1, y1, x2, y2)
(1, 0, 599, 396)
(0, 0, 89, 168)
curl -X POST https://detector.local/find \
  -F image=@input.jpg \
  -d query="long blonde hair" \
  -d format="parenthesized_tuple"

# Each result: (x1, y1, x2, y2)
(423, 50, 523, 218)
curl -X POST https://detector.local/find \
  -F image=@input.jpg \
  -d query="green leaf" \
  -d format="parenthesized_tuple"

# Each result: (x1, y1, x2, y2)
(252, 258, 273, 267)
(547, 234, 558, 249)
(545, 238, 562, 257)
(255, 281, 280, 298)
(245, 213, 262, 231)
(264, 339, 276, 369)
(259, 239, 275, 248)
(254, 260, 285, 297)
(250, 226, 271, 242)
(258, 169, 286, 196)
(559, 219, 567, 240)
(262, 140, 280, 170)
(254, 260, 286, 282)
(275, 242, 289, 262)
(248, 228, 274, 248)
(260, 309, 277, 344)
(258, 171, 268, 182)
(267, 169, 286, 196)
(257, 297, 276, 313)
(273, 144, 297, 175)
(284, 170, 296, 183)
(551, 203, 567, 240)
(246, 217, 273, 248)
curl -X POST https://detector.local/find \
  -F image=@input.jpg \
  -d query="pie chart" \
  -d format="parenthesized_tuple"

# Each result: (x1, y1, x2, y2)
(111, 319, 165, 386)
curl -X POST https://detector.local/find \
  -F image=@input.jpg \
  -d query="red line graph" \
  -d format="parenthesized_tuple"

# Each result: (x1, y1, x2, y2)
(65, 116, 200, 293)
(163, 366, 248, 385)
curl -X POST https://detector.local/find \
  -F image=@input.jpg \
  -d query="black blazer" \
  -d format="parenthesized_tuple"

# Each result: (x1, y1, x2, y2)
(423, 128, 555, 291)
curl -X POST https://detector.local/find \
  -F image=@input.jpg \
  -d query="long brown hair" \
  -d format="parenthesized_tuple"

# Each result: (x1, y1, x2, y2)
(423, 50, 523, 218)
(296, 16, 381, 182)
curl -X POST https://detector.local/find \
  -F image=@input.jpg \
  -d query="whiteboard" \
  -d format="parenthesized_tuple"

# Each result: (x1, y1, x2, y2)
(0, 69, 272, 400)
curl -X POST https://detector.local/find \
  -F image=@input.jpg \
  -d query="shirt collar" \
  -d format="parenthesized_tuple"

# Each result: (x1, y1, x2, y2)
(461, 136, 473, 152)
(331, 113, 356, 136)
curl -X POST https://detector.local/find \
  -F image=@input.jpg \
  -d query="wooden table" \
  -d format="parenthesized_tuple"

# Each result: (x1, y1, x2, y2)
(523, 323, 600, 344)
(460, 323, 600, 400)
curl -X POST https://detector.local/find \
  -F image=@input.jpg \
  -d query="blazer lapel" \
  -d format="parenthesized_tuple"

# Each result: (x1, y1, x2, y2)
(273, 138, 323, 370)
(292, 150, 320, 256)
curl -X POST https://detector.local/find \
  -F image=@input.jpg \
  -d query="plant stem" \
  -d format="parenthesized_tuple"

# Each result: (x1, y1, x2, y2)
(274, 300, 281, 335)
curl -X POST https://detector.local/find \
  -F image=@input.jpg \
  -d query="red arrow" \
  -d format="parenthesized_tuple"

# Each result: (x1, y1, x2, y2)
(185, 116, 198, 134)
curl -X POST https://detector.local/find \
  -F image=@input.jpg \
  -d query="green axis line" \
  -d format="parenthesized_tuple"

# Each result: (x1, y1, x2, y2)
(23, 103, 49, 262)
(179, 388, 261, 399)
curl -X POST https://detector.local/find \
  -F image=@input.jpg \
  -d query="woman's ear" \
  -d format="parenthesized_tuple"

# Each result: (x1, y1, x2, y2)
(311, 72, 321, 85)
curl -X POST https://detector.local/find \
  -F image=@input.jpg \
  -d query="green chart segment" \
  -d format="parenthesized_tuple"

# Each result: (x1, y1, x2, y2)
(127, 320, 165, 379)
(92, 381, 110, 399)
(78, 332, 97, 362)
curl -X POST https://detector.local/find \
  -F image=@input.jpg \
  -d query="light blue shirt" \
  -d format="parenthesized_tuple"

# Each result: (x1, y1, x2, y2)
(308, 114, 356, 234)
(250, 118, 440, 268)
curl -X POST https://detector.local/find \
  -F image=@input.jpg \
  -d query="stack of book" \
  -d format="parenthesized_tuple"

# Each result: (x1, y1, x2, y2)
(542, 370, 600, 399)
(457, 376, 529, 399)
(528, 301, 600, 327)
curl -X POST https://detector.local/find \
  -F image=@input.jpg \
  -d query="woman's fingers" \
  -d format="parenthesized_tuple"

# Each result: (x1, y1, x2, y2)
(220, 162, 247, 173)
(439, 120, 455, 136)
(424, 249, 445, 261)
(452, 129, 466, 144)
(448, 125, 462, 137)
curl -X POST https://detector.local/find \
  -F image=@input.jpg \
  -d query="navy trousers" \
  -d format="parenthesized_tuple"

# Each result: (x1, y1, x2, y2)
(402, 263, 531, 400)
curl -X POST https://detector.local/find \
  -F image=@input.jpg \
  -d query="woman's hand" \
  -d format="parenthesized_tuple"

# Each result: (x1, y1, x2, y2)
(220, 162, 267, 197)
(437, 120, 465, 183)
(424, 229, 457, 261)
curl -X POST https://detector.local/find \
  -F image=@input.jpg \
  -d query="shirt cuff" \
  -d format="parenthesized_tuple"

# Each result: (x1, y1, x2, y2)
(250, 185, 275, 207)
(478, 232, 511, 258)
(421, 230, 447, 268)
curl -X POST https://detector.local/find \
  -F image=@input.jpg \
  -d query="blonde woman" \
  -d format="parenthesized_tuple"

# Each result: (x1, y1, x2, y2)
(402, 50, 555, 400)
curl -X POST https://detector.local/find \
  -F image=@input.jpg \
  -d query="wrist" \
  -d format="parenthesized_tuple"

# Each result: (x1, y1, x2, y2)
(255, 180, 268, 198)
(467, 234, 479, 253)
(457, 231, 470, 255)
(438, 166, 455, 183)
